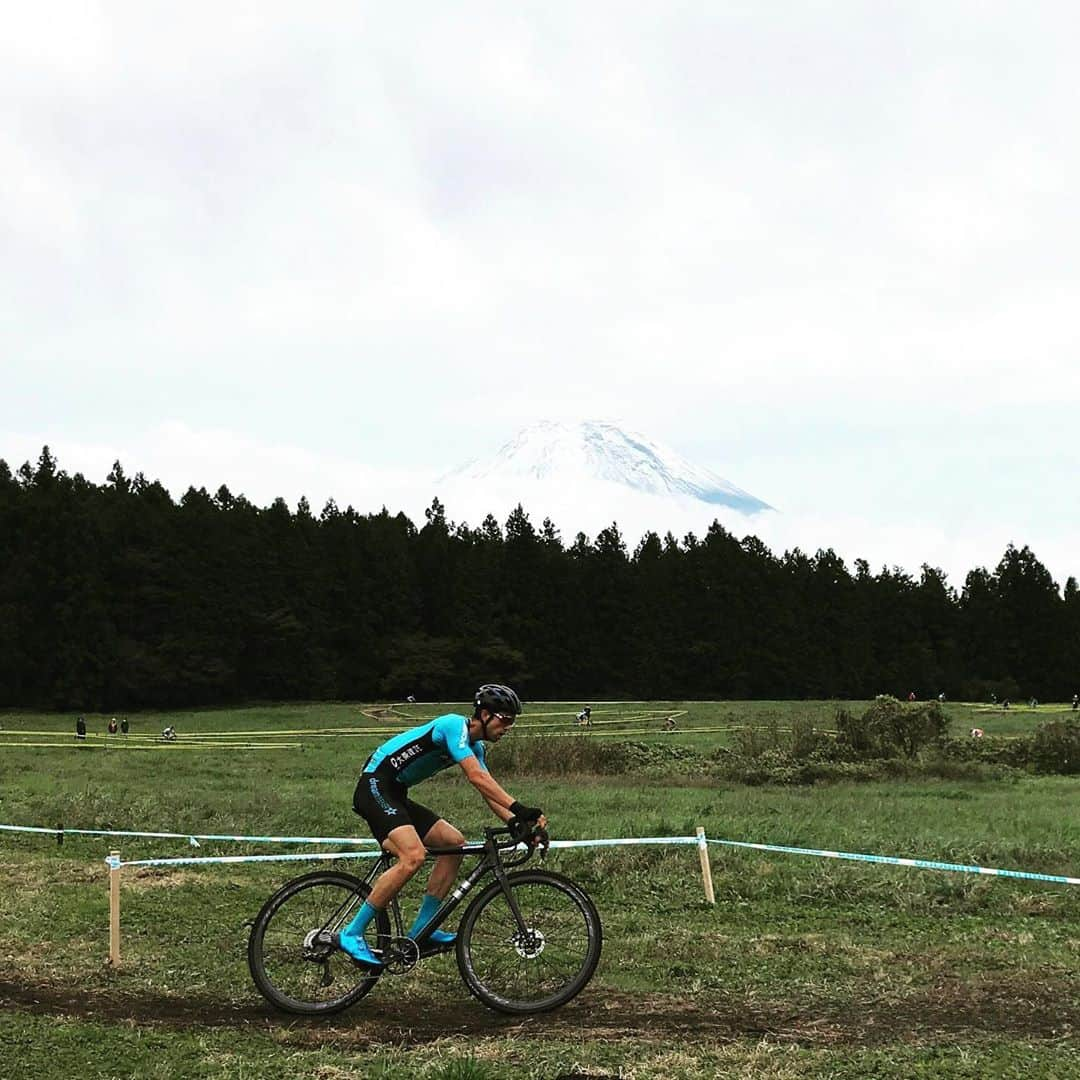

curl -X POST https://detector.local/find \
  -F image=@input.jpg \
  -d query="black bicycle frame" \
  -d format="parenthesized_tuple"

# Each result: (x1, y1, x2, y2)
(359, 826, 534, 945)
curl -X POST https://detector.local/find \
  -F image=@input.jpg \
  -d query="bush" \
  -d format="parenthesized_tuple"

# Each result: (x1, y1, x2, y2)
(835, 695, 949, 759)
(491, 737, 710, 778)
(731, 716, 839, 761)
(1029, 717, 1080, 774)
(493, 705, 1079, 786)
(938, 734, 1032, 769)
(714, 750, 902, 786)
(939, 719, 1080, 775)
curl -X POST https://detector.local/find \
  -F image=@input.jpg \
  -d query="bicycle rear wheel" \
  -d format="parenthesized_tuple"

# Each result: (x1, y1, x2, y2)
(455, 869, 602, 1014)
(248, 870, 390, 1016)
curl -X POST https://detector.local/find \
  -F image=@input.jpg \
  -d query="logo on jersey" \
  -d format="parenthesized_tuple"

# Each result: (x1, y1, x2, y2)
(389, 743, 423, 770)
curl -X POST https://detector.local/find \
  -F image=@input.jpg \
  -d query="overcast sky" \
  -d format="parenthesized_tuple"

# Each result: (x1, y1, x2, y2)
(3, 4, 1079, 586)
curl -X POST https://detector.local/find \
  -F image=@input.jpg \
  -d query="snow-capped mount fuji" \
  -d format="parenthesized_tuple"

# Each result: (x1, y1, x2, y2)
(446, 421, 771, 514)
(437, 421, 772, 537)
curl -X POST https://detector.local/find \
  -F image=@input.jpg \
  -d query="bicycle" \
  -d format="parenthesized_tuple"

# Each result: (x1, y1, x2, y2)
(247, 824, 602, 1016)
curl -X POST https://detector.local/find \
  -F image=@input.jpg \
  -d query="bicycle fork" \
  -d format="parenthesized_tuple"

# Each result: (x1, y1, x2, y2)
(489, 841, 530, 931)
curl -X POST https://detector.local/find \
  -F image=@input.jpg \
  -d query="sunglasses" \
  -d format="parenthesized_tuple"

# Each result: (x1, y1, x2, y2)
(491, 712, 516, 725)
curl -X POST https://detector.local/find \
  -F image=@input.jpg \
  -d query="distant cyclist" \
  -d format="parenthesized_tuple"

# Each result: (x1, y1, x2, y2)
(576, 706, 592, 727)
(337, 684, 545, 969)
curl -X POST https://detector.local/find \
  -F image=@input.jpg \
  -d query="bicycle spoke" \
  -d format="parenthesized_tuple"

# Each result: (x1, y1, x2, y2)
(462, 876, 598, 1011)
(534, 950, 575, 982)
(252, 877, 381, 1013)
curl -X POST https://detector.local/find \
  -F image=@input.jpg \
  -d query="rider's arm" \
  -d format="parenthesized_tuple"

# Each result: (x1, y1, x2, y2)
(458, 755, 517, 812)
(459, 757, 549, 837)
(484, 796, 515, 824)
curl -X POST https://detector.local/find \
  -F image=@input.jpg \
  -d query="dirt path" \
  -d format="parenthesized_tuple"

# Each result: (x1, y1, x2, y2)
(0, 977, 1075, 1048)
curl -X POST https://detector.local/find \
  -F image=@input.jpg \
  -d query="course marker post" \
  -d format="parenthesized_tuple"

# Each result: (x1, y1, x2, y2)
(107, 850, 121, 967)
(696, 827, 715, 905)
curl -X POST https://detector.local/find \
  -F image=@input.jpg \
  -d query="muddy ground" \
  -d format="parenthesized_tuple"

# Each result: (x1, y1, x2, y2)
(1, 977, 1075, 1050)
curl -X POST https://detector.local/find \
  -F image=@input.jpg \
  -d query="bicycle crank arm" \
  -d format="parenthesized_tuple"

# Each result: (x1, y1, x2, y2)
(376, 936, 420, 975)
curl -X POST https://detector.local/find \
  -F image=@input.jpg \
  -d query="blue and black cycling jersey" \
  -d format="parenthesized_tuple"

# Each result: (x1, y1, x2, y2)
(363, 713, 487, 788)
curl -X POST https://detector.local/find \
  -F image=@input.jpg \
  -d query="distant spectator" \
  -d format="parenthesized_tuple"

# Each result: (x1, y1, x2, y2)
(1072, 693, 1078, 712)
(1002, 699, 1010, 710)
(907, 691, 916, 702)
(75, 716, 86, 740)
(937, 692, 946, 702)
(120, 717, 129, 735)
(1029, 697, 1039, 708)
(107, 717, 118, 735)
(970, 727, 984, 738)
(161, 725, 177, 742)
(990, 692, 997, 704)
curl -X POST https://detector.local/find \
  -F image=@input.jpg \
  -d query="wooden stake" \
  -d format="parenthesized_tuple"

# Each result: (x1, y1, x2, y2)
(108, 850, 121, 967)
(696, 827, 715, 905)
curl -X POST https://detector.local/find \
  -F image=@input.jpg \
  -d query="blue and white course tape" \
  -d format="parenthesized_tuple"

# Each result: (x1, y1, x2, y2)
(3, 821, 1076, 887)
(707, 837, 1080, 887)
(0, 823, 378, 846)
(111, 835, 703, 868)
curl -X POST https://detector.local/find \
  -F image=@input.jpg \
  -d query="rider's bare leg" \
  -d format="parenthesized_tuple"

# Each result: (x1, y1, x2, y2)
(336, 826, 427, 967)
(404, 819, 465, 944)
(367, 824, 426, 909)
(420, 819, 465, 899)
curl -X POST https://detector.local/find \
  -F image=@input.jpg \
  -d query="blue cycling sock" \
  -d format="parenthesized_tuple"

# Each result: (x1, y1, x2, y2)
(408, 893, 454, 941)
(341, 900, 377, 941)
(407, 893, 441, 935)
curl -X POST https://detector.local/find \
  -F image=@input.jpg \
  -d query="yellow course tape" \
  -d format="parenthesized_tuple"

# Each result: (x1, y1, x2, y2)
(0, 710, 707, 747)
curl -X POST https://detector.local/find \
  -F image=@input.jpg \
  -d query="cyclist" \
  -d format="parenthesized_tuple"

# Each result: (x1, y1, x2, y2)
(336, 683, 545, 969)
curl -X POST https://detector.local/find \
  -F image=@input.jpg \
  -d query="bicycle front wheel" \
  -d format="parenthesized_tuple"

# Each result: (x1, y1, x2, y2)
(248, 870, 390, 1016)
(456, 869, 602, 1014)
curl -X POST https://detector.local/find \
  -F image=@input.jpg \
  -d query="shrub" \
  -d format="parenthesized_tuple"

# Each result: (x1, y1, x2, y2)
(1029, 717, 1080, 774)
(938, 734, 1032, 769)
(732, 715, 838, 761)
(835, 695, 949, 759)
(491, 737, 710, 778)
(713, 750, 909, 786)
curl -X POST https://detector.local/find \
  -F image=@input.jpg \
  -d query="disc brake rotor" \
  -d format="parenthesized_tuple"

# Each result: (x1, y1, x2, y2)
(512, 928, 546, 959)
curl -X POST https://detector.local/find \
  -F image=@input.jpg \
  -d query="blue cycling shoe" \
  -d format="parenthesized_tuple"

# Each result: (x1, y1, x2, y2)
(414, 928, 456, 956)
(332, 932, 384, 969)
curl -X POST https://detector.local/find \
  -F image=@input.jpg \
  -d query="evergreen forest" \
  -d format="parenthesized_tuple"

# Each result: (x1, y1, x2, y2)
(2, 448, 1078, 710)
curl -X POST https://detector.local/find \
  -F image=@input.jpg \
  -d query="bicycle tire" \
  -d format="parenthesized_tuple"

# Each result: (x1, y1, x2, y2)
(455, 869, 602, 1014)
(248, 870, 391, 1016)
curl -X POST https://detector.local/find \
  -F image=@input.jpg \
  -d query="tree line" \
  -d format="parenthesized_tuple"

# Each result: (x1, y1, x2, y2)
(2, 448, 1078, 710)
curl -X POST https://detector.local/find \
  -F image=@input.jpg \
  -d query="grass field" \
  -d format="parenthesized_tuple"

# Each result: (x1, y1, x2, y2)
(1, 701, 1078, 1079)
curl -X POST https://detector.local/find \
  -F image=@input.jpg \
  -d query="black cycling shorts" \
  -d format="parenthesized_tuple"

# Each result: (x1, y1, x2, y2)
(353, 772, 442, 845)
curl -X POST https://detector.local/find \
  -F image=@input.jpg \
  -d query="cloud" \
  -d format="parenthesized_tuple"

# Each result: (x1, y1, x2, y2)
(3, 5, 1080, 578)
